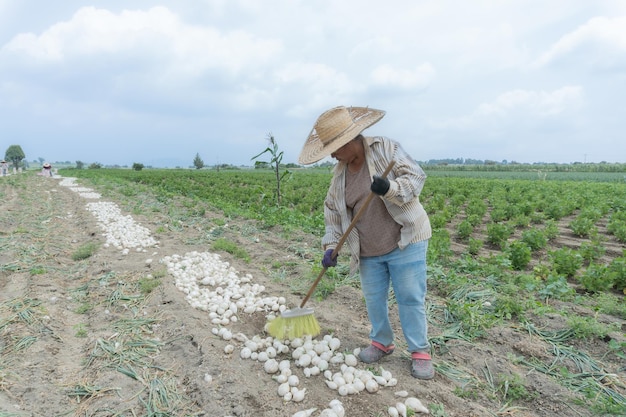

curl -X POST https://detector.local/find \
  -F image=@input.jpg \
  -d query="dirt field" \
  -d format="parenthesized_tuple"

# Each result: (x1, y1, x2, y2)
(0, 173, 624, 417)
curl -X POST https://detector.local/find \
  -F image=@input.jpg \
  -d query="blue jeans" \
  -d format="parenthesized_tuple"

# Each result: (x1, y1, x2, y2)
(359, 241, 430, 353)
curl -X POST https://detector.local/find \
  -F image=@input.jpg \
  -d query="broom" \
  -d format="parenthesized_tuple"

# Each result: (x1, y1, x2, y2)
(267, 160, 396, 340)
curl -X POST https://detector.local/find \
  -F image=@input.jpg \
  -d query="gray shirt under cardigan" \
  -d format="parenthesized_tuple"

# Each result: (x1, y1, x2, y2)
(322, 135, 432, 274)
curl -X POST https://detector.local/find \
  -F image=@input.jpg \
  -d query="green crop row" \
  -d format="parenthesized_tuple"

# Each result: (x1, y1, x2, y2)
(63, 167, 626, 294)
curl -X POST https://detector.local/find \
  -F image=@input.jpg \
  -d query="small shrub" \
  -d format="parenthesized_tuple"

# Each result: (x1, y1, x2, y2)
(538, 275, 574, 301)
(543, 220, 559, 240)
(467, 214, 482, 227)
(466, 199, 487, 218)
(212, 238, 251, 263)
(468, 238, 483, 256)
(609, 223, 626, 243)
(533, 264, 551, 281)
(456, 220, 474, 241)
(190, 207, 206, 217)
(494, 293, 527, 320)
(72, 242, 98, 261)
(430, 213, 449, 229)
(490, 208, 508, 222)
(30, 266, 47, 275)
(530, 211, 546, 224)
(579, 263, 613, 293)
(516, 273, 541, 292)
(74, 324, 88, 338)
(505, 204, 521, 220)
(545, 203, 567, 220)
(607, 256, 626, 293)
(512, 214, 530, 228)
(119, 186, 137, 197)
(486, 223, 513, 249)
(569, 217, 596, 238)
(497, 373, 535, 402)
(428, 229, 452, 264)
(579, 239, 606, 264)
(507, 241, 531, 270)
(139, 278, 161, 294)
(607, 211, 626, 243)
(212, 218, 227, 226)
(549, 248, 583, 278)
(427, 194, 446, 211)
(132, 162, 144, 171)
(591, 292, 626, 319)
(567, 315, 619, 340)
(521, 228, 547, 251)
(151, 268, 168, 279)
(446, 299, 497, 339)
(607, 339, 626, 360)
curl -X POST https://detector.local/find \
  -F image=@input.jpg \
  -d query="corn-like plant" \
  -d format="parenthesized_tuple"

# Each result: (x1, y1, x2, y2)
(251, 133, 291, 206)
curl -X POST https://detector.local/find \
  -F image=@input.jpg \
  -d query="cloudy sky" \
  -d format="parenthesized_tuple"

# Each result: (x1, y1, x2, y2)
(1, 1, 625, 167)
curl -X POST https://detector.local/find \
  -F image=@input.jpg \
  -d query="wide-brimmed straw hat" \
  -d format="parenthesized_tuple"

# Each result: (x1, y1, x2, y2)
(298, 106, 385, 165)
(43, 163, 51, 168)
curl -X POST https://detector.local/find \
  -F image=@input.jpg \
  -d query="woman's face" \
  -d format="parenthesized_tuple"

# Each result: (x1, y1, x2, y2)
(330, 137, 361, 163)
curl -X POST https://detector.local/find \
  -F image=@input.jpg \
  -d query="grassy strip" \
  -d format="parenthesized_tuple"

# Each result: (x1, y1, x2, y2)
(141, 376, 188, 417)
(434, 359, 479, 389)
(0, 298, 41, 329)
(67, 383, 120, 402)
(76, 270, 201, 415)
(522, 322, 626, 414)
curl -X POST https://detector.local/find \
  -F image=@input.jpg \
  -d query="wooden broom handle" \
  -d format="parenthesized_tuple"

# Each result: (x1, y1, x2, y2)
(299, 160, 396, 308)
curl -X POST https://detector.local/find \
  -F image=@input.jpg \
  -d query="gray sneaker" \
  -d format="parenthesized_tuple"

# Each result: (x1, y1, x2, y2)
(411, 352, 435, 380)
(358, 343, 395, 364)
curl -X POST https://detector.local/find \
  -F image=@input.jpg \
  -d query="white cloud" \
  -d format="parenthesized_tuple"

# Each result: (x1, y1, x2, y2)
(439, 86, 584, 131)
(2, 6, 282, 73)
(0, 6, 287, 116)
(533, 15, 626, 69)
(477, 86, 583, 117)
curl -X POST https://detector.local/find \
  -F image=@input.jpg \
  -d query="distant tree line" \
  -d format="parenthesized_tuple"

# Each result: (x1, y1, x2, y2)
(421, 158, 626, 172)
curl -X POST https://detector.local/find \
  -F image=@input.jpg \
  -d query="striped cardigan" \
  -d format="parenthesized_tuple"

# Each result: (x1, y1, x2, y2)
(322, 136, 432, 273)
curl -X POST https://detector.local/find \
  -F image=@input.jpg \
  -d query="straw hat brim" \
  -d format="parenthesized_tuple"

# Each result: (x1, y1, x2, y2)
(298, 107, 385, 165)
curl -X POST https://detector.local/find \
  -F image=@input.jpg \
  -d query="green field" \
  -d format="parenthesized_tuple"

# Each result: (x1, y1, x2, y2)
(55, 166, 626, 414)
(62, 166, 626, 288)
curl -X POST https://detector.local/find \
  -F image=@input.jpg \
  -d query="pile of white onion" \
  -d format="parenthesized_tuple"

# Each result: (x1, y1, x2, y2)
(217, 328, 400, 403)
(387, 391, 430, 415)
(292, 399, 345, 417)
(58, 177, 102, 199)
(160, 251, 406, 408)
(162, 251, 287, 324)
(85, 201, 159, 252)
(58, 177, 158, 253)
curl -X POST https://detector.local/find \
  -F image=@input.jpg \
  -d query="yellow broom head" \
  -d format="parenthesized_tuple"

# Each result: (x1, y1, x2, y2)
(266, 308, 321, 340)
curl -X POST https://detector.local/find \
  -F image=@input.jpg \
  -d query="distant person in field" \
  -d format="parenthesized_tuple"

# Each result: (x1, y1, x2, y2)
(41, 162, 53, 177)
(0, 160, 7, 176)
(298, 106, 435, 380)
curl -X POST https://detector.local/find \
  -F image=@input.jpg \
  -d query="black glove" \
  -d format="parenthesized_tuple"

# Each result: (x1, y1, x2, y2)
(321, 249, 337, 268)
(371, 175, 390, 195)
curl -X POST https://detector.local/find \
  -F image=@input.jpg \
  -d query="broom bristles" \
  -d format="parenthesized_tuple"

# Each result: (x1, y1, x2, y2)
(267, 313, 321, 340)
